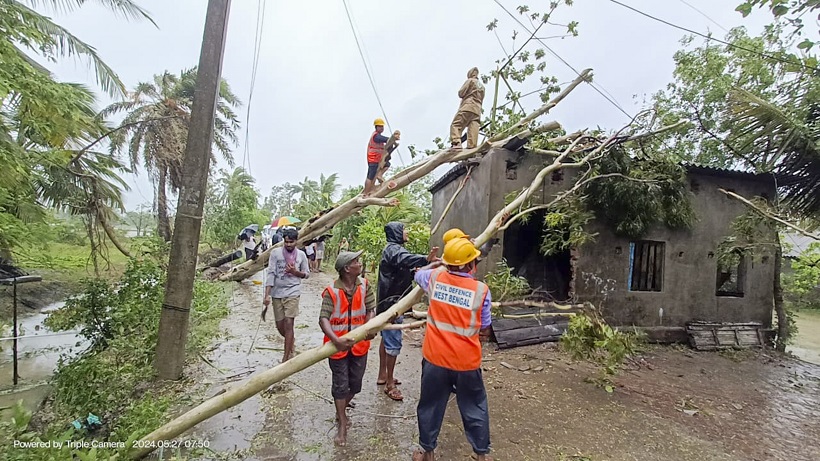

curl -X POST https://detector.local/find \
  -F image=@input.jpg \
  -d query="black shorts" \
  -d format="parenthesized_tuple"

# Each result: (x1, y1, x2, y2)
(307, 252, 316, 261)
(366, 162, 379, 180)
(328, 353, 368, 399)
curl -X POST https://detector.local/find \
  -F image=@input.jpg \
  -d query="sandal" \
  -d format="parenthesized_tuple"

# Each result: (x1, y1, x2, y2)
(411, 449, 429, 461)
(384, 386, 404, 401)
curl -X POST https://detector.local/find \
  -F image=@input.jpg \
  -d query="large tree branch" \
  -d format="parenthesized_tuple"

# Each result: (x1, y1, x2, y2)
(431, 165, 474, 235)
(70, 115, 181, 165)
(719, 188, 820, 241)
(500, 173, 662, 231)
(492, 69, 592, 141)
(219, 74, 593, 282)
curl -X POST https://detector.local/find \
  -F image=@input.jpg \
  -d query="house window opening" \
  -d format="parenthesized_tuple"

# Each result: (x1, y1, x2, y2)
(502, 210, 572, 302)
(628, 241, 664, 292)
(716, 250, 746, 297)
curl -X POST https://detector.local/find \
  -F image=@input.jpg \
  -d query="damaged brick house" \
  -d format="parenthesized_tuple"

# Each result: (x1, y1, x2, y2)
(429, 147, 776, 341)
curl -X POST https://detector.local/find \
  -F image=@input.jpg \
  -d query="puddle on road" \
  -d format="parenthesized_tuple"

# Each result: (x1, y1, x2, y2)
(0, 302, 82, 420)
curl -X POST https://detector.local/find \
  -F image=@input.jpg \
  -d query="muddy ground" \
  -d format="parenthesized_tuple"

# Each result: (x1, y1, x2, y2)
(176, 271, 820, 461)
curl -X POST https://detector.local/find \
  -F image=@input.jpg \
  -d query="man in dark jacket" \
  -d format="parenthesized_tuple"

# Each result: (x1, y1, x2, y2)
(377, 222, 438, 401)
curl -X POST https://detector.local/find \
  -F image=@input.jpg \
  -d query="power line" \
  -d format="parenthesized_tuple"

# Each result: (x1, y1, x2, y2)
(242, 0, 268, 176)
(492, 0, 634, 120)
(608, 0, 819, 72)
(676, 0, 729, 33)
(341, 0, 406, 166)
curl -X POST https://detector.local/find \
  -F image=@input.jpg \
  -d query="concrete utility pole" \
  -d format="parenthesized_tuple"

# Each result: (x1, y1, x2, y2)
(155, 0, 232, 380)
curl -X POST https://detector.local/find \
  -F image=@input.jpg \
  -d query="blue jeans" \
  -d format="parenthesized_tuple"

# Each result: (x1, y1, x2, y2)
(416, 359, 490, 455)
(380, 315, 403, 356)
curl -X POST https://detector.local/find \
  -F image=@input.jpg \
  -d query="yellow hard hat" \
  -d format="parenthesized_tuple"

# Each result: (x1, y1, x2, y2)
(373, 118, 386, 127)
(442, 228, 469, 245)
(442, 238, 481, 267)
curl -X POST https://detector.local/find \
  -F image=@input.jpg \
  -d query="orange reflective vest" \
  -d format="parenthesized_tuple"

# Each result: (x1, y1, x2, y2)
(367, 131, 386, 163)
(422, 268, 489, 371)
(323, 279, 370, 359)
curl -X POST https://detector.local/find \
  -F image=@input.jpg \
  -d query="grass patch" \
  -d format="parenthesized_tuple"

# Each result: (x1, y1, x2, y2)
(14, 242, 130, 274)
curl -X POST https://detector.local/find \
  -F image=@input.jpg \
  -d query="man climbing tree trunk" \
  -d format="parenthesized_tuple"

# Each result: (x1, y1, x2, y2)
(155, 0, 232, 380)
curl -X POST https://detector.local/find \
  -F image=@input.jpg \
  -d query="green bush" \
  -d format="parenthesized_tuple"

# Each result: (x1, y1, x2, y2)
(560, 310, 644, 392)
(483, 259, 531, 304)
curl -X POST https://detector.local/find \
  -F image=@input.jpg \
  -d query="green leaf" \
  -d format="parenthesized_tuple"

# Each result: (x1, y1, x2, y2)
(735, 2, 752, 17)
(772, 5, 789, 17)
(605, 385, 614, 393)
(796, 38, 814, 50)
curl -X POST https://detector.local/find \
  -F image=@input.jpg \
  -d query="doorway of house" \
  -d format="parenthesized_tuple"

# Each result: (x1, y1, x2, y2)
(502, 211, 572, 301)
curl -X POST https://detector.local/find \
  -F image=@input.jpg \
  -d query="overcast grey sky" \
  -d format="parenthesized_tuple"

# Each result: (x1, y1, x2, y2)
(44, 0, 774, 212)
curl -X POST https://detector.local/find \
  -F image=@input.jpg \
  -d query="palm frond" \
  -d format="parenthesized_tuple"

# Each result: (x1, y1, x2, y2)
(13, 1, 127, 97)
(729, 88, 820, 215)
(22, 0, 157, 26)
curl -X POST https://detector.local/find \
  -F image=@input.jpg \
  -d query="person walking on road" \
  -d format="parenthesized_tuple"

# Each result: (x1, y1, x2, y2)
(262, 227, 310, 362)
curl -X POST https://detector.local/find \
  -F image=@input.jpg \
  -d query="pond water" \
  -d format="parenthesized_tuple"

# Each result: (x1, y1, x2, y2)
(0, 302, 83, 420)
(789, 310, 820, 365)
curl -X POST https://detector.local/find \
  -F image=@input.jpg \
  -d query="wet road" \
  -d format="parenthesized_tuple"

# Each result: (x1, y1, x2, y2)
(180, 272, 820, 461)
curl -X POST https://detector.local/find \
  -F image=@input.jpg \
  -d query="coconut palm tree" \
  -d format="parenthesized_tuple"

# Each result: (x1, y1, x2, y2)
(103, 68, 241, 241)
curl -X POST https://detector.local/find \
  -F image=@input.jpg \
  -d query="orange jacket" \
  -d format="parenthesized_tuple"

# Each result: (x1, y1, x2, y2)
(323, 280, 370, 359)
(422, 268, 489, 371)
(367, 131, 386, 163)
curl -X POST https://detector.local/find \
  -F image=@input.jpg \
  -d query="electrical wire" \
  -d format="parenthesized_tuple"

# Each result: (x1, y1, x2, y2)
(341, 0, 406, 166)
(492, 0, 634, 120)
(608, 0, 819, 72)
(676, 0, 729, 33)
(242, 0, 268, 176)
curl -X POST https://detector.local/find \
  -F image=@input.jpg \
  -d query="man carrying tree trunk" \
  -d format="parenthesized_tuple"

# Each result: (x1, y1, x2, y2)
(262, 227, 310, 362)
(377, 222, 439, 401)
(412, 238, 493, 461)
(319, 250, 376, 447)
(449, 67, 485, 149)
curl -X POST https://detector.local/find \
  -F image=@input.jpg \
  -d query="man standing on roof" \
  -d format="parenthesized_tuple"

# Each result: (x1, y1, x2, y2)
(363, 118, 398, 197)
(377, 222, 439, 401)
(449, 67, 485, 149)
(412, 238, 493, 461)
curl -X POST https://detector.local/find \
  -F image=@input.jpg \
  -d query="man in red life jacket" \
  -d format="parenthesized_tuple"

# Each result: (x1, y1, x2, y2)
(319, 250, 377, 447)
(412, 238, 493, 461)
(363, 118, 388, 197)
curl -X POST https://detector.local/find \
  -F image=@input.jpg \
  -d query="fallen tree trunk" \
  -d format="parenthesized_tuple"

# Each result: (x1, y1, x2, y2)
(491, 300, 584, 311)
(218, 70, 593, 282)
(130, 287, 424, 459)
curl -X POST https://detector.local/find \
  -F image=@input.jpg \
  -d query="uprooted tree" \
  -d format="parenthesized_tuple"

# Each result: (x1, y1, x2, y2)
(131, 67, 689, 457)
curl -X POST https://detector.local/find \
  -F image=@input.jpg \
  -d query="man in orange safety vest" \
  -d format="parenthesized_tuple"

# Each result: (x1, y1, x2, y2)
(319, 250, 377, 447)
(412, 238, 493, 461)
